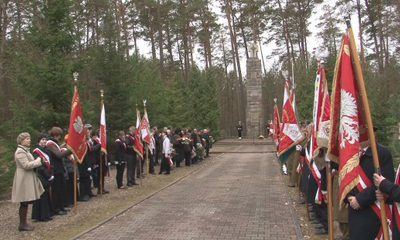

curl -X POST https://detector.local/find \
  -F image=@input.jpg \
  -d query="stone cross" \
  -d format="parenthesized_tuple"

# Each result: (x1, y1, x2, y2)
(249, 43, 258, 58)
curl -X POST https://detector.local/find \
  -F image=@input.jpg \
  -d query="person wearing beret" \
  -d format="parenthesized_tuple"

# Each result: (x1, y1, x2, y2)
(32, 134, 54, 222)
(11, 132, 44, 231)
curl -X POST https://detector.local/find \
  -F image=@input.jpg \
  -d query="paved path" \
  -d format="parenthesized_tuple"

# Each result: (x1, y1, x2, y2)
(75, 140, 301, 240)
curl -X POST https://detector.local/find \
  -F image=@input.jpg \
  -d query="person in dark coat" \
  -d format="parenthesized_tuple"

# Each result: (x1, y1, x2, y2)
(172, 128, 184, 167)
(201, 129, 211, 158)
(92, 130, 110, 194)
(345, 143, 394, 240)
(32, 134, 54, 222)
(78, 124, 100, 201)
(125, 126, 138, 186)
(61, 135, 77, 207)
(46, 127, 71, 215)
(153, 126, 161, 166)
(237, 121, 243, 139)
(115, 131, 127, 189)
(182, 129, 192, 167)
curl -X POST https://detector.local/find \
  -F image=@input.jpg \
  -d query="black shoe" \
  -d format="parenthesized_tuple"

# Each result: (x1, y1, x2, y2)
(54, 211, 67, 215)
(164, 172, 170, 175)
(127, 183, 133, 187)
(314, 223, 324, 229)
(89, 193, 97, 197)
(310, 219, 321, 224)
(158, 172, 163, 175)
(79, 196, 90, 202)
(62, 208, 71, 212)
(288, 184, 295, 187)
(315, 228, 328, 235)
(132, 183, 139, 185)
(298, 199, 306, 204)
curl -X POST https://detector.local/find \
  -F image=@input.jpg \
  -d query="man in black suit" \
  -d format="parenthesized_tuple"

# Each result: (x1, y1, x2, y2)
(125, 126, 138, 186)
(345, 143, 394, 240)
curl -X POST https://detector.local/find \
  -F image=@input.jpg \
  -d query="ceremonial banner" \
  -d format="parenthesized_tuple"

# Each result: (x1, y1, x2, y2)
(134, 108, 143, 158)
(278, 81, 304, 162)
(140, 108, 151, 144)
(100, 102, 107, 154)
(66, 86, 87, 163)
(327, 34, 369, 205)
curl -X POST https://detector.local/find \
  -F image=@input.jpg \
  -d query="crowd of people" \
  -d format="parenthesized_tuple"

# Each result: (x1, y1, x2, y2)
(283, 122, 396, 240)
(10, 125, 213, 231)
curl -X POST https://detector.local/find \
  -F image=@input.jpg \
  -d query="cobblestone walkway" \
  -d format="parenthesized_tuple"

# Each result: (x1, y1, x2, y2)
(76, 142, 301, 240)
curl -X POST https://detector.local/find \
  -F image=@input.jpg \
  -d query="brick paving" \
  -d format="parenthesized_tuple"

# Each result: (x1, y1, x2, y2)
(75, 140, 301, 240)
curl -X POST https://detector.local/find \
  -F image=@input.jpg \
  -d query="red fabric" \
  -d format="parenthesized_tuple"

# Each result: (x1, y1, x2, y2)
(140, 109, 150, 144)
(66, 86, 87, 164)
(278, 84, 302, 156)
(328, 34, 369, 204)
(100, 103, 107, 154)
(134, 108, 143, 158)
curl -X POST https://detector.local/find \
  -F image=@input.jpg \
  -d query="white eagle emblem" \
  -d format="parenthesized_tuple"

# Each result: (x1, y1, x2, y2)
(339, 89, 359, 148)
(73, 116, 84, 134)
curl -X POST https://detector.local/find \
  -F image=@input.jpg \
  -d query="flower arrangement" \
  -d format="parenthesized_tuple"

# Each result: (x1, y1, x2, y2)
(182, 137, 191, 144)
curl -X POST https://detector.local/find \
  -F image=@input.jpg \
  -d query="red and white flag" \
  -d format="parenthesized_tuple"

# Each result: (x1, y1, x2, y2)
(278, 81, 304, 162)
(140, 108, 151, 144)
(134, 108, 143, 158)
(327, 34, 369, 205)
(66, 86, 87, 163)
(100, 102, 107, 154)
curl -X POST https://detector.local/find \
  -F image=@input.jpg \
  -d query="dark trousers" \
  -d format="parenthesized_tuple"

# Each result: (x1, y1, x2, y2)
(116, 162, 125, 188)
(184, 151, 191, 166)
(238, 130, 242, 138)
(154, 151, 160, 165)
(315, 201, 328, 230)
(97, 165, 108, 193)
(126, 154, 137, 184)
(52, 173, 67, 212)
(137, 158, 144, 176)
(65, 172, 76, 206)
(149, 154, 155, 173)
(79, 176, 91, 199)
(92, 167, 99, 188)
(205, 145, 210, 157)
(159, 155, 170, 174)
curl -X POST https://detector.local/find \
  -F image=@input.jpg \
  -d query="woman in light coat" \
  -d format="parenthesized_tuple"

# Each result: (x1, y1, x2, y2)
(11, 132, 44, 231)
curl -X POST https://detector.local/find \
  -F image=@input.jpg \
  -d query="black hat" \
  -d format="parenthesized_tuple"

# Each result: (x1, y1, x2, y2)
(37, 134, 48, 143)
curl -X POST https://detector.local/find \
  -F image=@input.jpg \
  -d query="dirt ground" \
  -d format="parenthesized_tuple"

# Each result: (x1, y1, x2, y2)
(283, 172, 342, 240)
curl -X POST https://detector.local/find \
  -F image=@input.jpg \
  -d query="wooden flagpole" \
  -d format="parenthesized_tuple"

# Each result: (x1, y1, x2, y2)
(327, 162, 334, 240)
(100, 90, 104, 197)
(72, 72, 78, 213)
(347, 21, 389, 240)
(74, 160, 77, 212)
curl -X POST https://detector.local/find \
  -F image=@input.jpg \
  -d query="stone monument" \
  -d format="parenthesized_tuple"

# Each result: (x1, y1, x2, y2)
(246, 43, 264, 138)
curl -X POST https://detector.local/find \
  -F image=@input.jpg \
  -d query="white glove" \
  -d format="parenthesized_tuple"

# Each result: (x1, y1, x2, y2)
(48, 176, 54, 181)
(93, 165, 99, 169)
(108, 162, 111, 166)
(87, 167, 92, 172)
(321, 190, 328, 196)
(114, 161, 118, 165)
(296, 145, 302, 151)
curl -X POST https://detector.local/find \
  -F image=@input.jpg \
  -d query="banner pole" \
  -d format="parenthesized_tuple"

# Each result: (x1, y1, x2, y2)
(347, 21, 389, 240)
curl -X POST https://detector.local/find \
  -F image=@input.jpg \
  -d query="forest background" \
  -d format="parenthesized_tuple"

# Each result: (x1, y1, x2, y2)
(0, 0, 399, 193)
